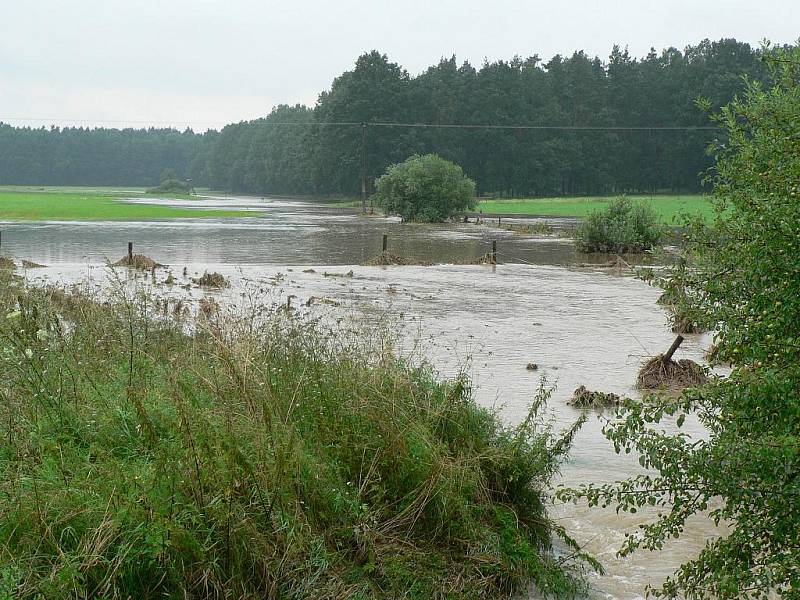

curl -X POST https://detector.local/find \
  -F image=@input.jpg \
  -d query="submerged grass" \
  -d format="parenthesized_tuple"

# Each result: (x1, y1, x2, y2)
(0, 268, 595, 599)
(0, 190, 251, 221)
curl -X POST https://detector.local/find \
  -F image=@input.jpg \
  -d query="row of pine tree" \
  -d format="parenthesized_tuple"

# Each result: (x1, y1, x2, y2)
(0, 39, 784, 196)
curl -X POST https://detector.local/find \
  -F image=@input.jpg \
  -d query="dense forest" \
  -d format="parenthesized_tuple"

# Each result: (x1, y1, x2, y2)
(0, 39, 785, 196)
(0, 125, 211, 187)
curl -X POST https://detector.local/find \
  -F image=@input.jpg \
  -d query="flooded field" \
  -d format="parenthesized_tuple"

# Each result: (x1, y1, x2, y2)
(1, 196, 589, 266)
(1, 196, 720, 599)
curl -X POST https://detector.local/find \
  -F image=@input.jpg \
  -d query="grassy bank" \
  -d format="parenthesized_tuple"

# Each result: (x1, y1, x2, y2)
(0, 190, 249, 221)
(0, 267, 594, 598)
(477, 195, 713, 223)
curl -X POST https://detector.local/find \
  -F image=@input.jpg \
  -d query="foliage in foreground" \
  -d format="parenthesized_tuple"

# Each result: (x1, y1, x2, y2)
(374, 154, 476, 222)
(560, 47, 800, 598)
(0, 271, 593, 599)
(574, 196, 663, 253)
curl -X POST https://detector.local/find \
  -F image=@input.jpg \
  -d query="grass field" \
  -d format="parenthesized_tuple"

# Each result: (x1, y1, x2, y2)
(0, 189, 251, 221)
(477, 195, 715, 223)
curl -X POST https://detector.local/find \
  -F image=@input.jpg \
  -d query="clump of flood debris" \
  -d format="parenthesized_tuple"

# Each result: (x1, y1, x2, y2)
(198, 296, 220, 319)
(575, 256, 633, 271)
(363, 252, 433, 266)
(670, 315, 705, 334)
(305, 296, 341, 307)
(472, 252, 497, 265)
(504, 222, 555, 236)
(568, 386, 622, 408)
(192, 271, 229, 289)
(114, 254, 162, 270)
(0, 257, 15, 270)
(21, 260, 47, 269)
(636, 335, 708, 391)
(637, 356, 707, 390)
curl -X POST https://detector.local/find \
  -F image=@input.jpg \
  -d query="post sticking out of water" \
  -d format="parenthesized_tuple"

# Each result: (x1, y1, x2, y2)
(491, 240, 497, 264)
(361, 123, 368, 215)
(382, 234, 388, 253)
(128, 242, 133, 262)
(663, 335, 684, 363)
(0, 231, 3, 253)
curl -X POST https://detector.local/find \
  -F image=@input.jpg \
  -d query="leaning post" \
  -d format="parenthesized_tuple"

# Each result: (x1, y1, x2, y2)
(663, 335, 685, 363)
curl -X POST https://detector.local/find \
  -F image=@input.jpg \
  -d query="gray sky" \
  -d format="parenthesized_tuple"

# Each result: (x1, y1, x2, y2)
(2, 0, 797, 131)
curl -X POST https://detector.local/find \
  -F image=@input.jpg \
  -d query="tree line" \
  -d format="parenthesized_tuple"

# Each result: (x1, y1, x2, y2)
(0, 38, 788, 196)
(0, 125, 211, 187)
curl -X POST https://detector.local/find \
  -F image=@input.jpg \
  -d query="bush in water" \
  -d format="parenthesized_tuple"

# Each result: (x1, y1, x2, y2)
(374, 154, 476, 222)
(575, 196, 663, 253)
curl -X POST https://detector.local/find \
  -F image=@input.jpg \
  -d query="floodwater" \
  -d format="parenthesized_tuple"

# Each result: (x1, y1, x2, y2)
(1, 196, 593, 267)
(0, 196, 720, 599)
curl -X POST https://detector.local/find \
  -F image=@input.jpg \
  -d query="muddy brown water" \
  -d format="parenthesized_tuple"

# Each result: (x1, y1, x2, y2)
(2, 196, 720, 599)
(1, 196, 602, 267)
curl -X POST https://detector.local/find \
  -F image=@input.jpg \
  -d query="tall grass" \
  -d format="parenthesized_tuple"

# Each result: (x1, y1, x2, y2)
(0, 268, 596, 599)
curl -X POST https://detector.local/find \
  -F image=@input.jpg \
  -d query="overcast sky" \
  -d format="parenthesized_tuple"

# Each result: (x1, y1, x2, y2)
(1, 0, 797, 131)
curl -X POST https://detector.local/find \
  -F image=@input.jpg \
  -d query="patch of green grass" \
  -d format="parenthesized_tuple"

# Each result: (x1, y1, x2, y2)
(0, 191, 254, 221)
(0, 185, 148, 196)
(0, 268, 596, 599)
(478, 195, 714, 223)
(322, 198, 362, 208)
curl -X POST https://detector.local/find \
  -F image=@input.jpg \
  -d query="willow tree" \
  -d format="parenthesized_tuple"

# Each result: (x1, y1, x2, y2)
(561, 48, 800, 599)
(374, 154, 475, 222)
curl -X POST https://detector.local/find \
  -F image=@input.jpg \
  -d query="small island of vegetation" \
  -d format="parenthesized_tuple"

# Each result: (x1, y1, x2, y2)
(373, 154, 476, 222)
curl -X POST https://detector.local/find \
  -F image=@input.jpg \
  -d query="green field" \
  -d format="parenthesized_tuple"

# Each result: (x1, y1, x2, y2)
(0, 189, 251, 221)
(477, 195, 714, 223)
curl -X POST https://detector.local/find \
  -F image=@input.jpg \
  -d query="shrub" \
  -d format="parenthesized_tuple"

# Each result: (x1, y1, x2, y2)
(575, 197, 663, 253)
(374, 154, 476, 222)
(0, 269, 595, 599)
(147, 178, 191, 195)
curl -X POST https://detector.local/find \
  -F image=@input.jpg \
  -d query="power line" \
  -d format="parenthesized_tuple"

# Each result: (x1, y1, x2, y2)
(0, 117, 719, 131)
(365, 122, 719, 131)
